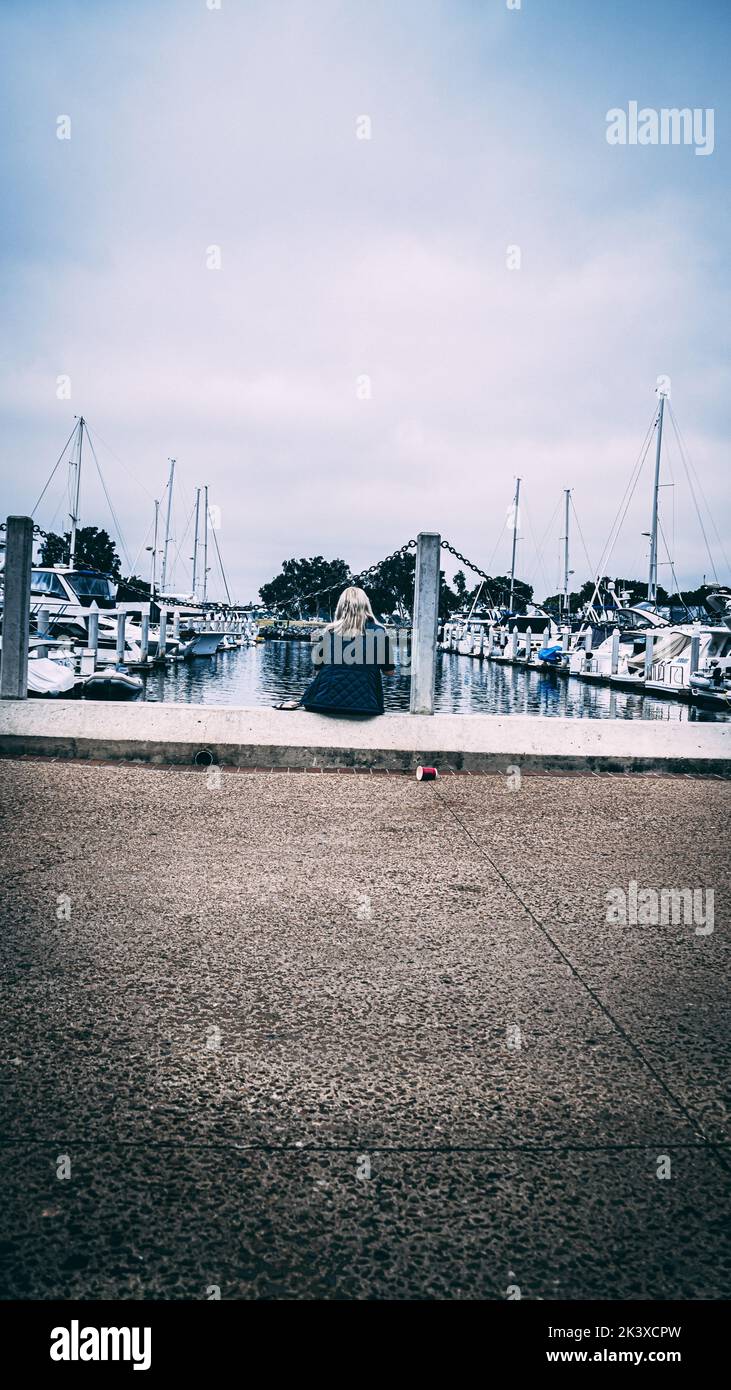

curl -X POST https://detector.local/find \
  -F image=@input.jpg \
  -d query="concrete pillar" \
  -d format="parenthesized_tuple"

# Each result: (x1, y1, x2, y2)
(0, 515, 33, 699)
(172, 609, 180, 641)
(510, 626, 518, 660)
(87, 607, 99, 663)
(689, 621, 701, 678)
(409, 531, 440, 715)
(158, 609, 168, 661)
(115, 611, 127, 665)
(561, 625, 570, 652)
(610, 628, 620, 675)
(645, 632, 655, 681)
(140, 614, 150, 664)
(524, 626, 532, 661)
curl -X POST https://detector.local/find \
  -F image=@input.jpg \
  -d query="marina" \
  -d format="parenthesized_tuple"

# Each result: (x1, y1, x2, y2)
(2, 385, 728, 722)
(2, 0, 730, 1327)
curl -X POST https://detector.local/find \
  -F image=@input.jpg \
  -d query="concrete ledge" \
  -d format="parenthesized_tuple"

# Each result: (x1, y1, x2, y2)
(0, 698, 729, 774)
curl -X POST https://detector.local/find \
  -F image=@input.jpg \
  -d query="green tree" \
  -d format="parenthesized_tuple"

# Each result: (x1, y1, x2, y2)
(259, 556, 350, 618)
(362, 552, 416, 619)
(453, 570, 467, 601)
(39, 526, 121, 577)
(116, 574, 152, 602)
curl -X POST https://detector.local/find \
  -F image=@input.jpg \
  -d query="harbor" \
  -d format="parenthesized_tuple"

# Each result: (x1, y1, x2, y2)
(1, 0, 729, 1329)
(2, 387, 729, 721)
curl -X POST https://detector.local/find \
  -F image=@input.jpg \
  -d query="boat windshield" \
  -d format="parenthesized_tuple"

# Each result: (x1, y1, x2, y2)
(68, 573, 116, 600)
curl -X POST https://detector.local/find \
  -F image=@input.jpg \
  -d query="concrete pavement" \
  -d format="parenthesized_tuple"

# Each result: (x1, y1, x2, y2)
(0, 758, 729, 1299)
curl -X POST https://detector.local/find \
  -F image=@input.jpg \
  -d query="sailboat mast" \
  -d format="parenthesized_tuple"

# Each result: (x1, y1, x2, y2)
(562, 488, 571, 617)
(647, 391, 666, 605)
(150, 499, 160, 600)
(68, 416, 84, 567)
(202, 484, 209, 604)
(509, 476, 521, 611)
(160, 457, 176, 594)
(191, 486, 201, 599)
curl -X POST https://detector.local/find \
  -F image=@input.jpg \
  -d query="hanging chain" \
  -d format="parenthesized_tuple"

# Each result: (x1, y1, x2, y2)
(268, 539, 417, 615)
(0, 522, 49, 538)
(440, 540, 509, 599)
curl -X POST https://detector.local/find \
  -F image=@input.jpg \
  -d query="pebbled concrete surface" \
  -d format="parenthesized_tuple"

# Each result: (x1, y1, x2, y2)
(0, 759, 729, 1300)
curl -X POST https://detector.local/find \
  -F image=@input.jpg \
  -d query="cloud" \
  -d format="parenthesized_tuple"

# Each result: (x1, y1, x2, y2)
(0, 0, 728, 601)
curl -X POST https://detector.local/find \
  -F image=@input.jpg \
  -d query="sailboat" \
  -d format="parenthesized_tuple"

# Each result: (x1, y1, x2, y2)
(570, 386, 731, 703)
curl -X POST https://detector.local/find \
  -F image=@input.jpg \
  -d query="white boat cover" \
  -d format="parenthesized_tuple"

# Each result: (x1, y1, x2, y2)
(28, 657, 76, 696)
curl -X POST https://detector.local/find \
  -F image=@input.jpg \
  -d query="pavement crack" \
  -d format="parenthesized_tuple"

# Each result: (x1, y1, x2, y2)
(434, 784, 731, 1175)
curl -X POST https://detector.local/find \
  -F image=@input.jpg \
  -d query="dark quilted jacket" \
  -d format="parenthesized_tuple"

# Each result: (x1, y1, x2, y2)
(302, 623, 394, 715)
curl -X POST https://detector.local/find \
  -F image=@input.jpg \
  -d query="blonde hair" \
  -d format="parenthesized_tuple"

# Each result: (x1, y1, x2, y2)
(328, 586, 375, 637)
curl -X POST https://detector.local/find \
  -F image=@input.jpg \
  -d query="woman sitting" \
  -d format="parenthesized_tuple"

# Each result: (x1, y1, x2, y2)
(277, 586, 395, 714)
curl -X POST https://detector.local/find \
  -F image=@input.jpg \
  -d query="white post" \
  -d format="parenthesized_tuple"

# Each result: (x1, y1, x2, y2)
(158, 608, 168, 660)
(689, 621, 701, 678)
(140, 614, 150, 664)
(644, 631, 655, 681)
(87, 606, 99, 663)
(510, 626, 518, 660)
(561, 624, 570, 652)
(409, 531, 441, 715)
(37, 607, 50, 658)
(524, 625, 532, 661)
(172, 608, 180, 641)
(115, 611, 126, 666)
(610, 628, 620, 675)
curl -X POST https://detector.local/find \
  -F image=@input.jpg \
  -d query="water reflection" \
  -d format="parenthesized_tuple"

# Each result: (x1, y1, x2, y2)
(139, 641, 725, 721)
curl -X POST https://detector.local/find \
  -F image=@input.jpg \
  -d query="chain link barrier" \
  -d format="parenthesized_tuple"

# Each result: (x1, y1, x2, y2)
(266, 538, 510, 618)
(267, 539, 417, 616)
(0, 522, 49, 539)
(440, 540, 510, 601)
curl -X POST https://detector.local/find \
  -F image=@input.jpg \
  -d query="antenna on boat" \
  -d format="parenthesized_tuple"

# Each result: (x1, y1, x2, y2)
(509, 476, 521, 611)
(561, 487, 572, 618)
(68, 416, 84, 567)
(160, 458, 176, 593)
(191, 486, 201, 599)
(647, 384, 668, 605)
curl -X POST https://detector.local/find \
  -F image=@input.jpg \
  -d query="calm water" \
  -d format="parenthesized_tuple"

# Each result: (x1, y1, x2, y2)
(139, 641, 726, 721)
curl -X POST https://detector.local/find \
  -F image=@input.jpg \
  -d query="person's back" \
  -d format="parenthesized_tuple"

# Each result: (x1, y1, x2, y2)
(275, 586, 395, 714)
(303, 617, 394, 714)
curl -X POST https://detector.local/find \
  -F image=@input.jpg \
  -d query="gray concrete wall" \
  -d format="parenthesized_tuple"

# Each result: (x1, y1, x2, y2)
(0, 699, 728, 774)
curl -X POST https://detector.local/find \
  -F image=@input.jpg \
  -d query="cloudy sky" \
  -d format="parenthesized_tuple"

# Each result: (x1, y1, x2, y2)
(1, 0, 728, 603)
